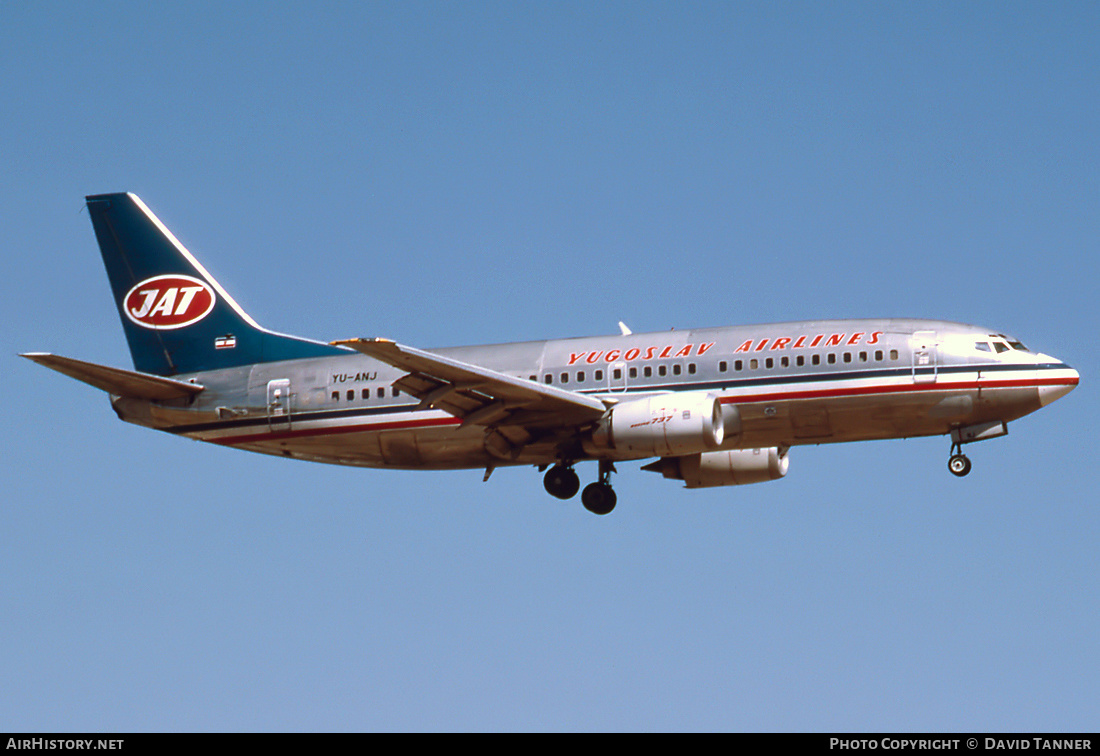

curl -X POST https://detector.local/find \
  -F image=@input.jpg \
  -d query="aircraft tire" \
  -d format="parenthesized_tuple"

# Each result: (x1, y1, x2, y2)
(544, 466, 580, 499)
(581, 482, 617, 515)
(948, 454, 972, 477)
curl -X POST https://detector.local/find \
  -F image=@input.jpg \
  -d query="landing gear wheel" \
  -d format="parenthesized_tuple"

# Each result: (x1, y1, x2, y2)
(581, 482, 617, 515)
(544, 465, 580, 499)
(948, 454, 972, 477)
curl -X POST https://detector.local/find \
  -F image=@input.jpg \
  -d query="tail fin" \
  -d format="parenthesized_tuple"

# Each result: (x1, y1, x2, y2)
(86, 193, 345, 376)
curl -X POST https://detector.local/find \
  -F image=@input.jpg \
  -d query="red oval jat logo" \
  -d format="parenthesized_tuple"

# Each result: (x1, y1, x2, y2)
(123, 275, 216, 330)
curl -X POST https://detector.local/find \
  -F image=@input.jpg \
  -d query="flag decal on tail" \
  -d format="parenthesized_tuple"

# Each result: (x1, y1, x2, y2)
(214, 335, 237, 349)
(123, 274, 216, 330)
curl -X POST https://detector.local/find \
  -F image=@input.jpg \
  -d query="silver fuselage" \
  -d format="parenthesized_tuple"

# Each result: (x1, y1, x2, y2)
(113, 318, 1078, 471)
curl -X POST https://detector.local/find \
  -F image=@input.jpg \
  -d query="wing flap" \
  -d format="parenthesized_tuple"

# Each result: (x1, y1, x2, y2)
(22, 353, 204, 401)
(331, 337, 607, 429)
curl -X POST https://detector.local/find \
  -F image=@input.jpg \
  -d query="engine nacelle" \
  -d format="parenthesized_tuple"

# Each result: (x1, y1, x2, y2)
(585, 391, 725, 457)
(643, 448, 790, 488)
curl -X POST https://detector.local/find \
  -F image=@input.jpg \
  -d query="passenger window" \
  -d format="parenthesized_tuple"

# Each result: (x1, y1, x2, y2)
(890, 350, 899, 360)
(629, 367, 637, 378)
(377, 387, 385, 398)
(577, 371, 585, 382)
(812, 354, 820, 366)
(362, 389, 369, 400)
(796, 355, 804, 367)
(392, 388, 400, 397)
(560, 373, 568, 384)
(781, 356, 789, 368)
(613, 368, 622, 380)
(672, 364, 682, 376)
(875, 350, 884, 361)
(595, 370, 604, 381)
(828, 354, 836, 364)
(765, 358, 773, 369)
(750, 359, 759, 370)
(688, 363, 696, 375)
(719, 361, 728, 373)
(735, 360, 743, 371)
(644, 366, 652, 378)
(331, 391, 339, 401)
(544, 375, 553, 384)
(859, 351, 868, 362)
(843, 353, 852, 363)
(658, 366, 667, 377)
(347, 390, 354, 401)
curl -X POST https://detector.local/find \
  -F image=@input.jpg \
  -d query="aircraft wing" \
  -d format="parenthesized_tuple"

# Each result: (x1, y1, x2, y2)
(21, 353, 205, 401)
(331, 338, 608, 431)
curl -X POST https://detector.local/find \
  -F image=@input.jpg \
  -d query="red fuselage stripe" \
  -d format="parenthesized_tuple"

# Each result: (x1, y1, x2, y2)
(720, 375, 1077, 406)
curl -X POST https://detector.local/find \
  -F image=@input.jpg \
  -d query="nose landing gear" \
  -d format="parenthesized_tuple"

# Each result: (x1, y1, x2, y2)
(946, 421, 1010, 478)
(948, 450, 972, 477)
(948, 439, 972, 477)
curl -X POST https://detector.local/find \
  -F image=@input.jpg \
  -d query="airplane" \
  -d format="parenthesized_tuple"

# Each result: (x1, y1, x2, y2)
(23, 193, 1080, 515)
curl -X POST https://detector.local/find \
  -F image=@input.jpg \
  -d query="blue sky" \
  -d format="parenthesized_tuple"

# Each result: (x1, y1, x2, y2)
(2, 1, 1097, 731)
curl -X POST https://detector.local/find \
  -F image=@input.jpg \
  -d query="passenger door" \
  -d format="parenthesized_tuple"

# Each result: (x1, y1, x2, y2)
(911, 331, 938, 384)
(266, 378, 292, 430)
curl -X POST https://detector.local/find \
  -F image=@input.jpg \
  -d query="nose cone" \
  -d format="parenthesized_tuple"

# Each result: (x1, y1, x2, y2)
(1038, 363, 1080, 407)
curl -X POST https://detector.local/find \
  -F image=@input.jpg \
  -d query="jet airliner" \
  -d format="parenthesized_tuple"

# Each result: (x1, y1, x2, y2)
(23, 193, 1079, 514)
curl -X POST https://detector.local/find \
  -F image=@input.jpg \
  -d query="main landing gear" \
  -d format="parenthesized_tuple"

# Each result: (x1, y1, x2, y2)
(543, 465, 580, 499)
(543, 460, 618, 515)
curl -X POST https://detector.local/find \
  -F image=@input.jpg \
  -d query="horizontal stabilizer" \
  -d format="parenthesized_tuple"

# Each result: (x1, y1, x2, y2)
(21, 353, 204, 401)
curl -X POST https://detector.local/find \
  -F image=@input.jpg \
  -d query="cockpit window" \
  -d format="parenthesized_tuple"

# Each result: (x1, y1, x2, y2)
(990, 334, 1031, 353)
(975, 342, 992, 352)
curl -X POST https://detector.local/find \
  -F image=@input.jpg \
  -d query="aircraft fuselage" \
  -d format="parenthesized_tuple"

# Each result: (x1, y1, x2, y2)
(116, 318, 1077, 471)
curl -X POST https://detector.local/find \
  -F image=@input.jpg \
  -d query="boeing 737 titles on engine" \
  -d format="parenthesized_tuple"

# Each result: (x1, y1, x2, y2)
(23, 193, 1080, 514)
